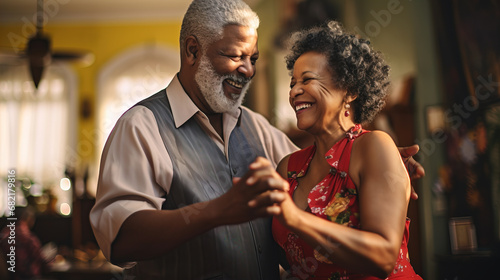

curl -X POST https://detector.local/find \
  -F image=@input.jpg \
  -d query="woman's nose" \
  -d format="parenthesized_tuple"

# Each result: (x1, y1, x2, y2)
(289, 85, 303, 98)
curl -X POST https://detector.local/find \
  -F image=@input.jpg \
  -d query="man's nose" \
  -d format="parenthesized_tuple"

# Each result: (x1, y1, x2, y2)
(237, 57, 255, 78)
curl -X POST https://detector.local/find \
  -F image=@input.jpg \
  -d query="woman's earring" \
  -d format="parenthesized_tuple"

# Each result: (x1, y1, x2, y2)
(344, 103, 350, 117)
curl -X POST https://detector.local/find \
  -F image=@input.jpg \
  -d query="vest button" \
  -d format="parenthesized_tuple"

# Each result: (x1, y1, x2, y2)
(232, 168, 238, 174)
(258, 245, 262, 254)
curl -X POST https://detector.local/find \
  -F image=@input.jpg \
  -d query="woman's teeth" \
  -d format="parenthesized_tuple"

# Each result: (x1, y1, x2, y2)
(295, 103, 311, 111)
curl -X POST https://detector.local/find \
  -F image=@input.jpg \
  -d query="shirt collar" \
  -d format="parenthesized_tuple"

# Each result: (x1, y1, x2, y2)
(166, 74, 242, 128)
(166, 74, 199, 128)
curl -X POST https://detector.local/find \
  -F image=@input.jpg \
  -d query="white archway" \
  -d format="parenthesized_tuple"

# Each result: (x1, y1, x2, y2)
(92, 43, 179, 195)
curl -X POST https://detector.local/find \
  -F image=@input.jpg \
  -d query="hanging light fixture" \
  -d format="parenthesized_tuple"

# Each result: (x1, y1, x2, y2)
(27, 0, 52, 88)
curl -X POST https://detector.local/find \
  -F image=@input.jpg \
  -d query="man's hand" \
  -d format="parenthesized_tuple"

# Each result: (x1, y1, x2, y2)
(398, 144, 425, 200)
(217, 157, 289, 224)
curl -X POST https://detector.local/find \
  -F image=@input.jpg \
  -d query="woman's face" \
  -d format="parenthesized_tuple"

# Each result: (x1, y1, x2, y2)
(289, 51, 346, 133)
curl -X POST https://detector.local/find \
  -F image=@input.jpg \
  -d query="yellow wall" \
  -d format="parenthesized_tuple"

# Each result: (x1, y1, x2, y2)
(1, 21, 182, 166)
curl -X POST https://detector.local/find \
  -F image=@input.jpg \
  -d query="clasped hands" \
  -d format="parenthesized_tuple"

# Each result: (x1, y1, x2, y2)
(228, 157, 310, 226)
(217, 157, 288, 225)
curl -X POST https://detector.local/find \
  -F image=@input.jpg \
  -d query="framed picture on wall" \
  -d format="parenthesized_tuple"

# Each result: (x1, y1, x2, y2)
(449, 217, 477, 254)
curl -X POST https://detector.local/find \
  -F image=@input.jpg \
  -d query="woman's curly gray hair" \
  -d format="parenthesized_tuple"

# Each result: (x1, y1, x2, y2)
(285, 21, 390, 124)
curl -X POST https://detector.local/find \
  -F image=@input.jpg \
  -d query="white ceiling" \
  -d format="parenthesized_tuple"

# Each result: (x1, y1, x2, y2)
(0, 0, 207, 23)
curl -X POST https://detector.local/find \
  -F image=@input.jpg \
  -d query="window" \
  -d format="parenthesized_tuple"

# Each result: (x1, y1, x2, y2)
(0, 62, 77, 216)
(91, 44, 179, 196)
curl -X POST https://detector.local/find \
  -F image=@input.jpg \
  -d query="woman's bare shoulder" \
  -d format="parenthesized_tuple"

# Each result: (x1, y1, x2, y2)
(355, 130, 397, 153)
(351, 130, 403, 178)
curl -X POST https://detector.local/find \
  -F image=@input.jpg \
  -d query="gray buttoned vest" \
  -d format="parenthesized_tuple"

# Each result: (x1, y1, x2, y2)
(124, 90, 280, 279)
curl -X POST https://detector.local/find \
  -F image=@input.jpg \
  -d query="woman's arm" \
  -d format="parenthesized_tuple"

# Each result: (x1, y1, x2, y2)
(276, 131, 411, 278)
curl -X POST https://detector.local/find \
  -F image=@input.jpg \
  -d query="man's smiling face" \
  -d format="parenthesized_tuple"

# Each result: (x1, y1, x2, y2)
(194, 24, 259, 113)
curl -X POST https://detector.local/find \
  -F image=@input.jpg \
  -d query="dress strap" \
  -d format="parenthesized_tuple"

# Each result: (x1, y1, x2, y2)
(287, 145, 314, 179)
(336, 129, 370, 173)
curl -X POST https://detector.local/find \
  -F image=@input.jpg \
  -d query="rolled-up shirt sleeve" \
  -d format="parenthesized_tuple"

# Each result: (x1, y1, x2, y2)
(90, 106, 173, 262)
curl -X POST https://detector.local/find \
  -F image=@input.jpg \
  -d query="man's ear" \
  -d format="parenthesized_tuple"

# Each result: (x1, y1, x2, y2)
(185, 36, 200, 66)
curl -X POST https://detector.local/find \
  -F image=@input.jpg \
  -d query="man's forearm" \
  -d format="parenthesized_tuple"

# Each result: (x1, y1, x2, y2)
(111, 200, 220, 263)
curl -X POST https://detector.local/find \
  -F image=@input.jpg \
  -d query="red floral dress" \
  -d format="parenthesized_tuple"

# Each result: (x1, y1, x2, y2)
(272, 125, 422, 280)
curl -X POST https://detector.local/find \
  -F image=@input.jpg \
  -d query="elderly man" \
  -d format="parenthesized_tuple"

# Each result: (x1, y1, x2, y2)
(90, 0, 424, 279)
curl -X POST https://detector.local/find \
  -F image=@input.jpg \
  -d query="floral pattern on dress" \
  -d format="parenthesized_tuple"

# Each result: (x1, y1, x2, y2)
(324, 194, 349, 223)
(314, 249, 333, 264)
(328, 271, 350, 280)
(273, 125, 421, 279)
(285, 233, 305, 265)
(283, 232, 318, 277)
(292, 126, 363, 266)
(305, 126, 362, 232)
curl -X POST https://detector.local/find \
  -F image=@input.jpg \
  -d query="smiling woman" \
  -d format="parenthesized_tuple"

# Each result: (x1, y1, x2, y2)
(271, 21, 423, 279)
(288, 51, 349, 134)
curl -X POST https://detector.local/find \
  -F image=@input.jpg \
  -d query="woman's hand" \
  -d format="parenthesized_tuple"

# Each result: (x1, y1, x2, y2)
(275, 190, 302, 229)
(274, 154, 303, 229)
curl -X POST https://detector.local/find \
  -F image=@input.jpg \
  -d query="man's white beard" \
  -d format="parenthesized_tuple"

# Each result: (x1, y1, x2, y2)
(194, 55, 251, 113)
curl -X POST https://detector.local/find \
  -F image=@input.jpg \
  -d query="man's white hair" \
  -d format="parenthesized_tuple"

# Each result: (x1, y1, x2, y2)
(180, 0, 260, 51)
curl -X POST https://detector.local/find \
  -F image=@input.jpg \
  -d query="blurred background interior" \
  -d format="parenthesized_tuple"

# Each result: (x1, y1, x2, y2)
(0, 0, 499, 279)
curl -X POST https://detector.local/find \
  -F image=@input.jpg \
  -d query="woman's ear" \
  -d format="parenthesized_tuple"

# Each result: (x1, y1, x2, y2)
(345, 92, 358, 103)
(185, 36, 200, 66)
